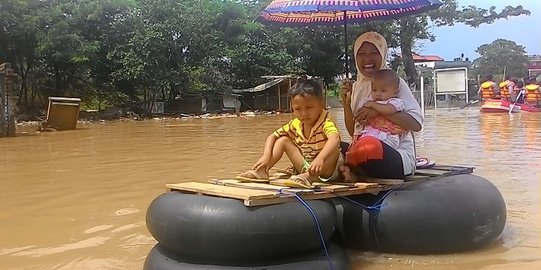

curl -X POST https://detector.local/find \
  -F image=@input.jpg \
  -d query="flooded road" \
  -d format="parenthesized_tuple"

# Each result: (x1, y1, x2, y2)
(1, 108, 540, 269)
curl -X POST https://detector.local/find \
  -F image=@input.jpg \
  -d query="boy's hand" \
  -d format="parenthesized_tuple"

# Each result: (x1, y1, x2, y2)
(308, 158, 324, 176)
(253, 155, 271, 172)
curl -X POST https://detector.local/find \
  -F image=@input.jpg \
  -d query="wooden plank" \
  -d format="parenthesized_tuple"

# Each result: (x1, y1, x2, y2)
(415, 166, 474, 177)
(415, 168, 451, 176)
(245, 186, 390, 206)
(269, 172, 290, 180)
(405, 175, 431, 182)
(167, 180, 397, 207)
(166, 182, 278, 201)
(364, 178, 405, 185)
(323, 182, 380, 189)
(432, 164, 474, 170)
(49, 97, 82, 102)
(312, 183, 351, 192)
(430, 165, 474, 173)
(210, 179, 314, 195)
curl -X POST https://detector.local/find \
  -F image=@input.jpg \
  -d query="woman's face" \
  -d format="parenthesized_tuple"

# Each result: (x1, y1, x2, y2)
(356, 42, 383, 77)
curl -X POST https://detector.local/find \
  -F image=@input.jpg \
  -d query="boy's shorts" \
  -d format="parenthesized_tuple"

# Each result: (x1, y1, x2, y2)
(301, 154, 344, 182)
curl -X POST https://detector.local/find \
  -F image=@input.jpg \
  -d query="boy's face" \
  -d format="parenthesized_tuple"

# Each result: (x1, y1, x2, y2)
(371, 78, 397, 101)
(291, 94, 325, 127)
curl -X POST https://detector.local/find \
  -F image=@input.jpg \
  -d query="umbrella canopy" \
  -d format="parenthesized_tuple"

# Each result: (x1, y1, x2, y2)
(258, 0, 443, 74)
(262, 0, 442, 26)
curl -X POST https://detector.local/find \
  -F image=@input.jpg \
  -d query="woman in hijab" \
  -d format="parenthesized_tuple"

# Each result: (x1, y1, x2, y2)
(340, 32, 423, 180)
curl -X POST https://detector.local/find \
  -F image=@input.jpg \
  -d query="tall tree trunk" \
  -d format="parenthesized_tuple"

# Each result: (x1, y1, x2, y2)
(399, 19, 418, 89)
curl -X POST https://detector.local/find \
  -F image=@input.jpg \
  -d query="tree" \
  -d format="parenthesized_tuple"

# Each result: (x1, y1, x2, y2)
(396, 0, 531, 87)
(470, 39, 528, 79)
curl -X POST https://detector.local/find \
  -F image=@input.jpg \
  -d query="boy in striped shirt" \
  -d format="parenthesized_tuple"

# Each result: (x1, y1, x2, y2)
(237, 78, 341, 188)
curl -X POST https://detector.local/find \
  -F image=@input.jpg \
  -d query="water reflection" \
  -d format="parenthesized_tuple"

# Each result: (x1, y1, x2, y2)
(0, 109, 539, 269)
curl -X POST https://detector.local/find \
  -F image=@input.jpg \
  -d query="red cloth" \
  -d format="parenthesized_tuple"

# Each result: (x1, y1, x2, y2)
(346, 136, 384, 166)
(367, 115, 406, 135)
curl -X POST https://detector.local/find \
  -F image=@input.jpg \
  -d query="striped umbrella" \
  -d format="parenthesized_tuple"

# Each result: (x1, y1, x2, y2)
(258, 0, 443, 74)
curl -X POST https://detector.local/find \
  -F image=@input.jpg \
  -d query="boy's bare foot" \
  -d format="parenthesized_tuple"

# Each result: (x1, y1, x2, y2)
(339, 165, 358, 183)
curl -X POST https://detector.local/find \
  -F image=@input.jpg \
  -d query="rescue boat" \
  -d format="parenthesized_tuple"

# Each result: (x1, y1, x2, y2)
(479, 99, 541, 113)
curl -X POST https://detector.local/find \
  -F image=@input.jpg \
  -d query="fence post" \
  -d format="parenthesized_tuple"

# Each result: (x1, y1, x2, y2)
(420, 76, 425, 117)
(0, 63, 18, 137)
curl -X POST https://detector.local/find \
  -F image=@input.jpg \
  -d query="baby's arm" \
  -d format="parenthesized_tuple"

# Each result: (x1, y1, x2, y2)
(364, 98, 404, 115)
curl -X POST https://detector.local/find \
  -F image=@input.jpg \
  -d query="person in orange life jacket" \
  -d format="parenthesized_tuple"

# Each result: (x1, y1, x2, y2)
(524, 78, 541, 106)
(499, 75, 515, 101)
(478, 74, 498, 100)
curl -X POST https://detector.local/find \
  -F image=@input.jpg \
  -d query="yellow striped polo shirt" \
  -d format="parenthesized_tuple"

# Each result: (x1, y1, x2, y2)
(273, 111, 340, 161)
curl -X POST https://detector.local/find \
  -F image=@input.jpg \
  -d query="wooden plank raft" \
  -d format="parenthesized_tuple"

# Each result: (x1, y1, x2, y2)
(414, 164, 474, 177)
(167, 180, 385, 207)
(166, 165, 474, 207)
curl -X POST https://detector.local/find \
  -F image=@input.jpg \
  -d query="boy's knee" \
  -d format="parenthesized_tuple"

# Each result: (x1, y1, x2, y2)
(276, 136, 293, 146)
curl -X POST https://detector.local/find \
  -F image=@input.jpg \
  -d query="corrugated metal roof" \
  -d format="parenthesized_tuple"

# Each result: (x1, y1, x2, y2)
(232, 78, 285, 93)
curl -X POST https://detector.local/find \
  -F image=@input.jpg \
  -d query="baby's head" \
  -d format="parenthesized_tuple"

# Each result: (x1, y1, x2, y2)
(371, 69, 400, 101)
(289, 78, 325, 126)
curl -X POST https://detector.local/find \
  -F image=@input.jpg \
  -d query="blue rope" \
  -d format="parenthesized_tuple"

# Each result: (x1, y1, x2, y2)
(332, 184, 404, 212)
(331, 184, 404, 252)
(279, 189, 334, 270)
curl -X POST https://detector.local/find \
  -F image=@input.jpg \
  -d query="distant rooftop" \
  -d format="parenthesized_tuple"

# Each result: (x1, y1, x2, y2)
(434, 61, 471, 69)
(398, 53, 444, 62)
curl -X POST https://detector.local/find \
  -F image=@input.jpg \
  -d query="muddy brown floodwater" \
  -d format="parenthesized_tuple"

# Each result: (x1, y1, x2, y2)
(1, 108, 540, 269)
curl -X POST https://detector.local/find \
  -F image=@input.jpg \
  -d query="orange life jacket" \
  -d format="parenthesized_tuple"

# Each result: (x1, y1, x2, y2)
(525, 84, 541, 102)
(480, 81, 496, 99)
(498, 81, 511, 100)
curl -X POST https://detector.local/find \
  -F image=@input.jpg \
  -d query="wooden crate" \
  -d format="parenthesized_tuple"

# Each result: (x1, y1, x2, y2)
(45, 97, 81, 130)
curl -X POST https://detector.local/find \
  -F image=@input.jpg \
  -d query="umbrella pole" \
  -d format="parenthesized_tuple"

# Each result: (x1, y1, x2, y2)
(343, 11, 349, 78)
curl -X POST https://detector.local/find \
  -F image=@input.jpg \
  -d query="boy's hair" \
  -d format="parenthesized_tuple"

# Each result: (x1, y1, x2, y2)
(373, 69, 400, 90)
(289, 78, 324, 99)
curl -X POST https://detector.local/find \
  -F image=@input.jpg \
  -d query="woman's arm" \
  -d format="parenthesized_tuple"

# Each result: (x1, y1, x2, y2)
(382, 111, 422, 131)
(357, 79, 423, 132)
(343, 103, 355, 136)
(392, 79, 423, 131)
(364, 100, 398, 115)
(340, 80, 355, 136)
(355, 108, 422, 132)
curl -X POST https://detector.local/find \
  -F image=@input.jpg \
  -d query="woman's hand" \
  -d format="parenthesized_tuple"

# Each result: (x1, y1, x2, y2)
(354, 107, 378, 126)
(340, 79, 353, 105)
